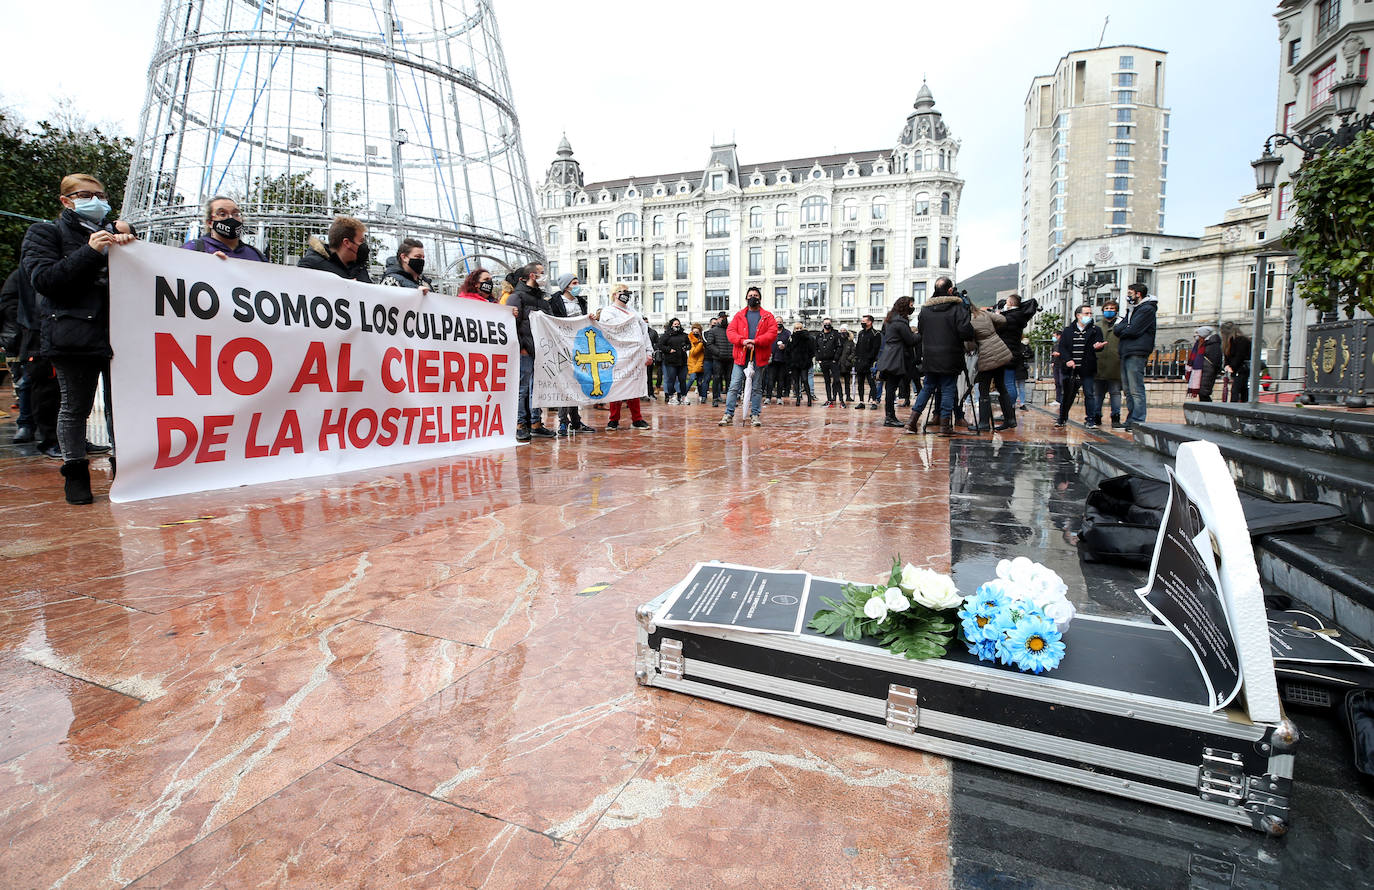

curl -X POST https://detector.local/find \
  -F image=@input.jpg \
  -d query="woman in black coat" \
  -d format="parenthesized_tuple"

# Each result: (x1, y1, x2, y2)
(20, 173, 134, 504)
(785, 324, 817, 405)
(875, 297, 919, 427)
(659, 318, 691, 404)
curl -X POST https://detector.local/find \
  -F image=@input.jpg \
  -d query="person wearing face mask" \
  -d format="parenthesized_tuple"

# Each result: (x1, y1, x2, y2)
(785, 322, 817, 406)
(511, 261, 557, 440)
(687, 322, 707, 403)
(457, 267, 496, 302)
(659, 317, 691, 404)
(853, 315, 881, 409)
(703, 311, 733, 407)
(1112, 282, 1157, 428)
(594, 284, 652, 430)
(298, 216, 372, 282)
(1051, 304, 1105, 428)
(719, 287, 778, 426)
(1089, 299, 1124, 428)
(763, 320, 790, 405)
(814, 318, 843, 407)
(548, 273, 597, 435)
(181, 196, 267, 262)
(1194, 325, 1224, 403)
(381, 238, 434, 294)
(837, 326, 856, 406)
(20, 173, 136, 504)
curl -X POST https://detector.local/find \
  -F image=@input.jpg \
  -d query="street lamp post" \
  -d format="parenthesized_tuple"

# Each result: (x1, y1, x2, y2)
(1250, 71, 1373, 407)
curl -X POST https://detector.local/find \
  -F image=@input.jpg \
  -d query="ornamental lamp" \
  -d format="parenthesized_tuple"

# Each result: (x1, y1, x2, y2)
(1251, 148, 1282, 192)
(1332, 74, 1367, 119)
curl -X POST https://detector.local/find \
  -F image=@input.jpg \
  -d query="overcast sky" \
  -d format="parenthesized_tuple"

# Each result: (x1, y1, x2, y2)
(2, 0, 1280, 276)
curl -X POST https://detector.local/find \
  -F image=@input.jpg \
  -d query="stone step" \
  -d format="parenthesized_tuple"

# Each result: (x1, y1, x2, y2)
(1130, 422, 1374, 530)
(1184, 402, 1374, 464)
(1080, 439, 1374, 640)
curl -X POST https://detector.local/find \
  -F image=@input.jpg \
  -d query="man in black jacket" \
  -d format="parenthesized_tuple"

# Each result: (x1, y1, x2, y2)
(996, 294, 1038, 408)
(814, 318, 842, 406)
(1113, 282, 1157, 428)
(297, 216, 372, 282)
(913, 278, 976, 436)
(2, 268, 60, 452)
(853, 314, 881, 409)
(785, 323, 817, 405)
(510, 262, 556, 441)
(1052, 305, 1106, 427)
(703, 312, 733, 407)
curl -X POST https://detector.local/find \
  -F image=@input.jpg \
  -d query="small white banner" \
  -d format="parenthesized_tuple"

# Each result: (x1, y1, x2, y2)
(108, 242, 517, 503)
(530, 311, 649, 407)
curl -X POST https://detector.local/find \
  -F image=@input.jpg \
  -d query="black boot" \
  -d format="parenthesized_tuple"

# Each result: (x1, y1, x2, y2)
(883, 412, 904, 428)
(61, 459, 93, 505)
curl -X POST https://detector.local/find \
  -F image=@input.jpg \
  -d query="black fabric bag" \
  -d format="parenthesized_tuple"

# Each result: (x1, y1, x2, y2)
(1343, 688, 1374, 779)
(1079, 475, 1169, 567)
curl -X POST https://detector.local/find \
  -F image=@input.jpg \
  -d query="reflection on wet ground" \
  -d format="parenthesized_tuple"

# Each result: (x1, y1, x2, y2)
(0, 394, 1371, 888)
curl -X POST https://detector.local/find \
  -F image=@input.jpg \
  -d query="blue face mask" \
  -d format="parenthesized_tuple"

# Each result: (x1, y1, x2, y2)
(570, 285, 583, 297)
(72, 197, 110, 224)
(1103, 310, 1117, 320)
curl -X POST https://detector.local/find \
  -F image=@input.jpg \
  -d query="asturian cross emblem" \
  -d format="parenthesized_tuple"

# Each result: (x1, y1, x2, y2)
(573, 328, 617, 398)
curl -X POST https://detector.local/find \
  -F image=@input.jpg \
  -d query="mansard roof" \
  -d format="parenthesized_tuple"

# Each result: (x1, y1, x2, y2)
(579, 148, 897, 197)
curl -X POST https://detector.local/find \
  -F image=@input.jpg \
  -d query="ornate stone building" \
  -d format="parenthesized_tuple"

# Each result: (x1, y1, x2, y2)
(536, 83, 963, 325)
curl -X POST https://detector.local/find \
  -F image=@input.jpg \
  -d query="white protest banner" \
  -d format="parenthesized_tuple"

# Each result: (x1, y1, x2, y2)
(529, 311, 649, 407)
(108, 241, 517, 503)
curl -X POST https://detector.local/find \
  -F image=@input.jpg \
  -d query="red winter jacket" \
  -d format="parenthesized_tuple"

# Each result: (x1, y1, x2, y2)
(726, 307, 779, 366)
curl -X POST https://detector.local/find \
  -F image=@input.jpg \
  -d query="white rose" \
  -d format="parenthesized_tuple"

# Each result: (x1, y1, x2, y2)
(863, 595, 888, 621)
(910, 570, 962, 611)
(898, 563, 923, 594)
(1043, 597, 1076, 631)
(1009, 556, 1036, 584)
(884, 587, 911, 612)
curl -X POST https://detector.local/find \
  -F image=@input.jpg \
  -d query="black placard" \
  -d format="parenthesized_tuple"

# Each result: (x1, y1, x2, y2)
(1137, 472, 1244, 710)
(656, 563, 810, 634)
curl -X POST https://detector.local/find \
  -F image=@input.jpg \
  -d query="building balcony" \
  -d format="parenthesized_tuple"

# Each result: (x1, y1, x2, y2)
(705, 270, 730, 278)
(799, 264, 829, 274)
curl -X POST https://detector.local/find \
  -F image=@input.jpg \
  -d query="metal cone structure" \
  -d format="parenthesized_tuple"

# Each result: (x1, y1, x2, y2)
(123, 0, 541, 283)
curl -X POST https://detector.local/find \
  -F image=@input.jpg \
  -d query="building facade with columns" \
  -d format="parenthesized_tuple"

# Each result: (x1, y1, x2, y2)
(1152, 192, 1294, 369)
(1020, 45, 1171, 297)
(536, 83, 963, 326)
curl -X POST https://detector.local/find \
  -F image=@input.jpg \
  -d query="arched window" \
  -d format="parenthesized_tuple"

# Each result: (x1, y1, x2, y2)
(938, 150, 947, 171)
(598, 221, 609, 240)
(676, 213, 689, 236)
(871, 196, 887, 221)
(801, 195, 829, 224)
(913, 193, 930, 217)
(923, 150, 934, 170)
(652, 215, 664, 237)
(748, 206, 763, 229)
(547, 225, 559, 245)
(843, 198, 858, 222)
(940, 192, 952, 215)
(576, 223, 587, 242)
(616, 212, 638, 238)
(705, 208, 729, 238)
(775, 204, 790, 227)
(912, 152, 923, 171)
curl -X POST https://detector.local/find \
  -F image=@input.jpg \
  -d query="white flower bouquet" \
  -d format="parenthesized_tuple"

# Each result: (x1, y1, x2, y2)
(809, 557, 960, 659)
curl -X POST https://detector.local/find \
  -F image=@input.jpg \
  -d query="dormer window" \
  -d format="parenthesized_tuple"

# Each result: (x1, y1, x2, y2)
(626, 188, 637, 199)
(751, 174, 763, 186)
(811, 168, 824, 180)
(711, 172, 724, 191)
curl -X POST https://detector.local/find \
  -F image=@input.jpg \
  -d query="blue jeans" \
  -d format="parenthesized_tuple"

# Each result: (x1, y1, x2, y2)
(725, 363, 765, 417)
(1090, 378, 1122, 424)
(663, 364, 688, 398)
(1003, 366, 1019, 405)
(518, 353, 534, 426)
(1121, 355, 1147, 425)
(700, 359, 713, 398)
(912, 373, 958, 420)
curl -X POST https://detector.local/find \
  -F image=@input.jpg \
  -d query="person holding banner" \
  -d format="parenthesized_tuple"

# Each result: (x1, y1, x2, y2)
(550, 273, 597, 436)
(20, 173, 135, 505)
(596, 284, 652, 430)
(180, 196, 267, 262)
(380, 239, 433, 294)
(719, 287, 778, 427)
(511, 261, 558, 441)
(297, 216, 372, 283)
(458, 267, 496, 302)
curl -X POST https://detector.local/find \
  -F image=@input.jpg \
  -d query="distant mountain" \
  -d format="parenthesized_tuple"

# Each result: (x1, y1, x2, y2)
(958, 263, 1018, 307)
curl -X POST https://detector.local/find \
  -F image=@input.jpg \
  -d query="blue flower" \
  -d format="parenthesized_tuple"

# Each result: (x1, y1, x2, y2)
(999, 614, 1066, 674)
(969, 581, 1012, 614)
(965, 637, 999, 662)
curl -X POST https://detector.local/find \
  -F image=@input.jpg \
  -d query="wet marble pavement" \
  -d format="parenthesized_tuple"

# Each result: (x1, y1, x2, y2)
(1, 391, 1372, 889)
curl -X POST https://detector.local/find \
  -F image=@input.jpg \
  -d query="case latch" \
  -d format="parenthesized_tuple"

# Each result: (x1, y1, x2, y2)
(886, 684, 920, 732)
(659, 639, 684, 681)
(1197, 748, 1246, 806)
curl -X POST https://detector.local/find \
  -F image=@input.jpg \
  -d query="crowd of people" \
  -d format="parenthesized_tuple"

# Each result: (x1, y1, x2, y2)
(4, 170, 1256, 507)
